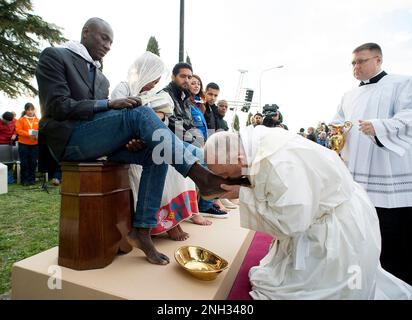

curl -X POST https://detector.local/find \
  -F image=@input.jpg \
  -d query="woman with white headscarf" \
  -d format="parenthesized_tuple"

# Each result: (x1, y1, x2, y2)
(111, 51, 211, 241)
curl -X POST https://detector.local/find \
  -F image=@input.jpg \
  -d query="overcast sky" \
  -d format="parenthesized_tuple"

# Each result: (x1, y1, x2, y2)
(1, 0, 412, 132)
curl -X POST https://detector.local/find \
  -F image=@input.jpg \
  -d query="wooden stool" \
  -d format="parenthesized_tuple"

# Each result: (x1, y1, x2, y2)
(58, 162, 133, 270)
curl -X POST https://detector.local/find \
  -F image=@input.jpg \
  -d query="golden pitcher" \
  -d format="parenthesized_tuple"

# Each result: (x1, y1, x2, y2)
(329, 121, 353, 158)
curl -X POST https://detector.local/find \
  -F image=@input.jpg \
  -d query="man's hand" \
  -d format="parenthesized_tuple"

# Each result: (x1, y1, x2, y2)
(126, 139, 146, 152)
(109, 97, 141, 109)
(220, 184, 240, 199)
(358, 120, 376, 136)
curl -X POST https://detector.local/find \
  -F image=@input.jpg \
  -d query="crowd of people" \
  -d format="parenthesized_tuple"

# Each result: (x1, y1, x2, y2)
(0, 104, 61, 186)
(249, 112, 346, 151)
(297, 122, 332, 148)
(1, 16, 411, 299)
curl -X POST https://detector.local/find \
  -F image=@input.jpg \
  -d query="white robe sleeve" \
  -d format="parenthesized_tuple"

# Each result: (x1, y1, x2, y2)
(331, 97, 346, 124)
(239, 159, 323, 239)
(369, 78, 412, 157)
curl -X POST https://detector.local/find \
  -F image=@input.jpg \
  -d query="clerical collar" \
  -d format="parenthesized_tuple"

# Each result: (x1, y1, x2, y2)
(359, 71, 387, 86)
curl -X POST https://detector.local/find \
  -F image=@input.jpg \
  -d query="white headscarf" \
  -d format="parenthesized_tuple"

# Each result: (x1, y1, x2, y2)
(61, 40, 102, 68)
(110, 52, 173, 116)
(127, 51, 168, 96)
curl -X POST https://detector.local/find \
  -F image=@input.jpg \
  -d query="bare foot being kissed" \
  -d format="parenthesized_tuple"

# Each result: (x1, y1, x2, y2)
(126, 228, 170, 265)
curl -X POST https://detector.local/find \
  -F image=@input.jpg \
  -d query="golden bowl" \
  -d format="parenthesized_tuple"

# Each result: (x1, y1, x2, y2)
(174, 246, 229, 281)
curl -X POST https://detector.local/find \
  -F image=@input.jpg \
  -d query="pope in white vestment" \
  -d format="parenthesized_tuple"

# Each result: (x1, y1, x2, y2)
(205, 126, 412, 300)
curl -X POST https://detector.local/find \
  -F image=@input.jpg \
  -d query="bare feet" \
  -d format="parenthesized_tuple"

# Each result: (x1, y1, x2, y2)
(187, 163, 228, 199)
(126, 228, 170, 265)
(191, 214, 212, 226)
(187, 163, 252, 200)
(167, 225, 189, 241)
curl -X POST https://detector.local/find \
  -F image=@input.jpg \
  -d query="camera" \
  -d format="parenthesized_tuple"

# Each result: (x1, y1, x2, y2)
(262, 104, 279, 117)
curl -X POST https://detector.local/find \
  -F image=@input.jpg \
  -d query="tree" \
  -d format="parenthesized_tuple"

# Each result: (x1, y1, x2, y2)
(0, 0, 66, 98)
(185, 53, 192, 67)
(233, 114, 240, 132)
(146, 36, 160, 56)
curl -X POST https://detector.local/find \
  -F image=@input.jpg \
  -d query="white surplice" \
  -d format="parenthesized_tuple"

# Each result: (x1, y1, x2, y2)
(239, 126, 412, 300)
(333, 74, 412, 208)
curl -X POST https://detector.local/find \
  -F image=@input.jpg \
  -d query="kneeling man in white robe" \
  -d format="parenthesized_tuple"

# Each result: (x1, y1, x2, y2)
(204, 126, 412, 299)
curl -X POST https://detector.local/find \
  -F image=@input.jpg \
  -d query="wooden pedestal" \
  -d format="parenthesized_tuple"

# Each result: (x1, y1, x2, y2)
(58, 162, 133, 270)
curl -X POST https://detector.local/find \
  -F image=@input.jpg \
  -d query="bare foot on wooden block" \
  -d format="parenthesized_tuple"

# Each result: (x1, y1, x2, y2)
(127, 228, 170, 265)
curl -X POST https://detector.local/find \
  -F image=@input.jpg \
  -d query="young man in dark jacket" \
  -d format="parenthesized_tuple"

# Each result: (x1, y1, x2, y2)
(216, 100, 229, 131)
(161, 63, 203, 147)
(204, 82, 220, 135)
(199, 82, 230, 217)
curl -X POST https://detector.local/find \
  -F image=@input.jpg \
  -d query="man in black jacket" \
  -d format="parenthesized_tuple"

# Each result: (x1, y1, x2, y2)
(216, 100, 229, 131)
(35, 17, 241, 266)
(161, 63, 203, 147)
(204, 82, 220, 135)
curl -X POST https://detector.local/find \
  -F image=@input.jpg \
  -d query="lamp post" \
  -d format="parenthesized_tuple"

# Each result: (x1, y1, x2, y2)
(179, 0, 185, 62)
(235, 69, 248, 103)
(259, 65, 284, 110)
(231, 69, 248, 132)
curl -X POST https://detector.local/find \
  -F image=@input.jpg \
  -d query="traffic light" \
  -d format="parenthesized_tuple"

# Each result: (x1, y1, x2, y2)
(241, 103, 251, 113)
(244, 89, 254, 102)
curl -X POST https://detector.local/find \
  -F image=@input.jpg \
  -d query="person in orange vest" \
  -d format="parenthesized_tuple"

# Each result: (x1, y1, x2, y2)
(15, 103, 39, 186)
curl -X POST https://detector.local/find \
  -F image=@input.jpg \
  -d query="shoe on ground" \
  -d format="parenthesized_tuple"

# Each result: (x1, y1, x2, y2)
(200, 207, 228, 219)
(220, 198, 238, 209)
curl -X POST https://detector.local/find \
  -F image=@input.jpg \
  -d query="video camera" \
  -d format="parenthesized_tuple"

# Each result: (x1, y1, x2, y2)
(262, 104, 279, 117)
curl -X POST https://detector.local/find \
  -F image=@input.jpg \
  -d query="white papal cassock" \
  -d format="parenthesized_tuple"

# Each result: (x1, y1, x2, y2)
(238, 126, 412, 299)
(333, 74, 412, 208)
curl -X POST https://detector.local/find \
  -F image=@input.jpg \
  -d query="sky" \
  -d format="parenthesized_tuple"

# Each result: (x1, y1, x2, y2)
(1, 0, 412, 132)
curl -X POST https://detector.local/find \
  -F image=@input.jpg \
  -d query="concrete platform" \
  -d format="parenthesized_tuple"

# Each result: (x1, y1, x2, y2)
(12, 210, 254, 300)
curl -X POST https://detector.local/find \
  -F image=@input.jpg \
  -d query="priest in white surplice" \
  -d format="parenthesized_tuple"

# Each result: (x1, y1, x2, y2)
(204, 127, 412, 299)
(332, 43, 412, 285)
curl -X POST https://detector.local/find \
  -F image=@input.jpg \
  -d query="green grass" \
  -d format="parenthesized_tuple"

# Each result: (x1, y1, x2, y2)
(0, 183, 60, 295)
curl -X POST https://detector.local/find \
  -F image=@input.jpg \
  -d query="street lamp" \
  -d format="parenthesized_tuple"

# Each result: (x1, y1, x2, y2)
(235, 69, 248, 103)
(259, 65, 284, 110)
(231, 69, 248, 132)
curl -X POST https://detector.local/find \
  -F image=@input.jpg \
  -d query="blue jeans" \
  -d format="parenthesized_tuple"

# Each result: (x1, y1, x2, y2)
(52, 169, 62, 181)
(18, 143, 38, 184)
(198, 197, 214, 212)
(62, 106, 201, 228)
(7, 164, 14, 184)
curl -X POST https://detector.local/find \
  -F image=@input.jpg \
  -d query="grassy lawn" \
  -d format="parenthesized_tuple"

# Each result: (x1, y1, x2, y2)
(0, 183, 60, 295)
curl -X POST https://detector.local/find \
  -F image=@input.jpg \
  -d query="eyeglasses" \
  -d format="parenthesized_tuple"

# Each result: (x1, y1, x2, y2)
(351, 56, 379, 67)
